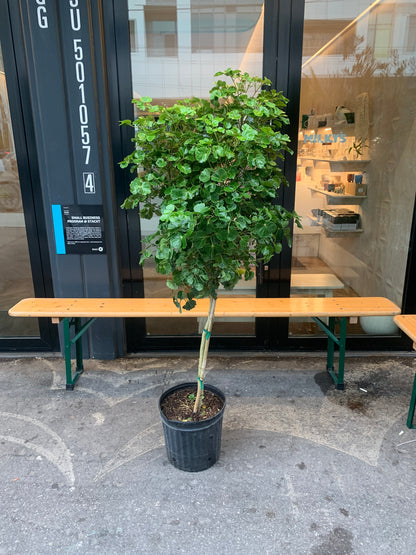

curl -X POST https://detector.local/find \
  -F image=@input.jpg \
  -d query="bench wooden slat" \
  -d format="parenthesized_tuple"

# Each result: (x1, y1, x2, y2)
(394, 315, 416, 348)
(9, 296, 400, 319)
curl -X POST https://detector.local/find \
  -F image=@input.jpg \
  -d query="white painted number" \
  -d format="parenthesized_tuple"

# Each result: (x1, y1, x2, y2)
(73, 27, 91, 166)
(82, 146, 91, 165)
(83, 172, 95, 194)
(73, 38, 82, 60)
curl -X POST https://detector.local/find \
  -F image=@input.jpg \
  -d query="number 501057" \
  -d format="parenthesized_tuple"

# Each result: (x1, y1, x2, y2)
(73, 38, 91, 165)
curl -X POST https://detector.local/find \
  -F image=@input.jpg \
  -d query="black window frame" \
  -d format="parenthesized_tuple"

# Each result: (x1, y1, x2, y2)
(0, 0, 58, 352)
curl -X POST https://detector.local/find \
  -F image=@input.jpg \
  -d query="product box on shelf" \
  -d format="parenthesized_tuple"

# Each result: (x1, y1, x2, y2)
(345, 182, 367, 196)
(322, 209, 360, 231)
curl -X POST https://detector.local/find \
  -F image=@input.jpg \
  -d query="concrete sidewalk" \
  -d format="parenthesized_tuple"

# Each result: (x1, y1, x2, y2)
(1, 353, 416, 554)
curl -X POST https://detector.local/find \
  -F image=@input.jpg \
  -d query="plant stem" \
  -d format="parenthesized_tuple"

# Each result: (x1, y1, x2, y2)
(193, 295, 216, 414)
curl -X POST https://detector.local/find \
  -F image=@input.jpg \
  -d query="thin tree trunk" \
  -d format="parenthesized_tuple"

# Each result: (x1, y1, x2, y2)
(193, 295, 216, 414)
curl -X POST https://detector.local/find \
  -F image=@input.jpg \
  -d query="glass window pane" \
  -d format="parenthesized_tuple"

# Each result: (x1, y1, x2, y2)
(128, 0, 263, 336)
(0, 45, 38, 336)
(291, 0, 416, 338)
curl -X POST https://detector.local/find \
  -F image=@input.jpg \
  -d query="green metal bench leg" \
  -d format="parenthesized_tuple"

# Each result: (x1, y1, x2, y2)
(63, 317, 84, 390)
(62, 316, 96, 390)
(63, 318, 74, 389)
(336, 317, 347, 391)
(74, 317, 84, 374)
(314, 316, 347, 390)
(326, 317, 335, 374)
(407, 373, 416, 429)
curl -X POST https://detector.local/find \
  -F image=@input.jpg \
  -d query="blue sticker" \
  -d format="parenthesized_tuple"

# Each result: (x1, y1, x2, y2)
(52, 204, 66, 254)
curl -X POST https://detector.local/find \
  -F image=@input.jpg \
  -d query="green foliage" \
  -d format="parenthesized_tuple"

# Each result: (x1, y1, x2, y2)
(121, 68, 301, 310)
(348, 137, 368, 157)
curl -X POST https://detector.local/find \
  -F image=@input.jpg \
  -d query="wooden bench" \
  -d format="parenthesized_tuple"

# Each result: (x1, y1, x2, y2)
(394, 315, 416, 429)
(9, 296, 400, 391)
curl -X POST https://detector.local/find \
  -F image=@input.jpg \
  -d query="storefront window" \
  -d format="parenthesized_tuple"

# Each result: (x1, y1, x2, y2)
(128, 0, 263, 336)
(0, 44, 38, 336)
(291, 0, 416, 337)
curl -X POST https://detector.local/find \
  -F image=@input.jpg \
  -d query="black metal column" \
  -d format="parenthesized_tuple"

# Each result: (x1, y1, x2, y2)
(15, 0, 124, 358)
(258, 0, 305, 348)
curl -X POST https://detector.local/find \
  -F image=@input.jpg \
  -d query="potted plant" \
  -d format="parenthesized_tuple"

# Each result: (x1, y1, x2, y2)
(347, 137, 368, 159)
(121, 68, 300, 471)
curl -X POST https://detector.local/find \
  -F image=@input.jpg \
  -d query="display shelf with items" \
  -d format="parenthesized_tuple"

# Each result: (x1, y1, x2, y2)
(308, 186, 366, 205)
(300, 157, 370, 172)
(296, 164, 367, 233)
(309, 208, 363, 234)
(296, 101, 370, 235)
(299, 102, 370, 169)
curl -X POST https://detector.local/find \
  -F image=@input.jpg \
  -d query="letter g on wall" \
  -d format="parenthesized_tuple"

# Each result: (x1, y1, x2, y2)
(36, 0, 48, 29)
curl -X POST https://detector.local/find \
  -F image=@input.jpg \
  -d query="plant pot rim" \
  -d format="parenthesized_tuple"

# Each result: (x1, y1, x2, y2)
(159, 382, 226, 426)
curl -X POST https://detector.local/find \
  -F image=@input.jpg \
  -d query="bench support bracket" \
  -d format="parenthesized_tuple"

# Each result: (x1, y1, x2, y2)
(60, 313, 348, 391)
(63, 317, 97, 390)
(312, 316, 347, 390)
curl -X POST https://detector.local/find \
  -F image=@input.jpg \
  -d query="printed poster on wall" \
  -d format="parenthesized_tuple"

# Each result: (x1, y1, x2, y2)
(52, 204, 106, 254)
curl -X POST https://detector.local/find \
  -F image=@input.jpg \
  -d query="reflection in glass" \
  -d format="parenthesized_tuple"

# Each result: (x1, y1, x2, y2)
(144, 6, 178, 57)
(0, 45, 38, 336)
(128, 1, 263, 335)
(291, 0, 416, 337)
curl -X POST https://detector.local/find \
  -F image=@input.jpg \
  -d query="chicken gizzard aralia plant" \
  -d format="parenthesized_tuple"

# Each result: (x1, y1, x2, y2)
(121, 69, 301, 416)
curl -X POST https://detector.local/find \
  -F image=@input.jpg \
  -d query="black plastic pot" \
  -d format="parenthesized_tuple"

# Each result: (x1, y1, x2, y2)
(159, 383, 226, 472)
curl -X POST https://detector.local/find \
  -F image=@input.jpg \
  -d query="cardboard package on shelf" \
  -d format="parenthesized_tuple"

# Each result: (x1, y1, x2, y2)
(345, 181, 367, 196)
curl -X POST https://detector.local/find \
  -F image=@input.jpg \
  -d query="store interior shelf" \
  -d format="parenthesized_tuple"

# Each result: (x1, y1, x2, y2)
(308, 186, 366, 204)
(300, 157, 370, 171)
(309, 215, 363, 233)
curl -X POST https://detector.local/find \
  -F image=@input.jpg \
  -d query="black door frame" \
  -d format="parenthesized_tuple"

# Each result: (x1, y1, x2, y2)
(108, 0, 415, 353)
(0, 1, 58, 352)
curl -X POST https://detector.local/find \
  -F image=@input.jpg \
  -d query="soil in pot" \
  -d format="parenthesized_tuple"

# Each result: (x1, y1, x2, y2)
(159, 383, 226, 471)
(160, 386, 224, 422)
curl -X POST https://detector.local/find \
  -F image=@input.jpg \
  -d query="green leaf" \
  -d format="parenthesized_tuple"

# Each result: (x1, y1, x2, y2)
(211, 145, 224, 158)
(235, 216, 248, 230)
(215, 229, 228, 241)
(170, 235, 183, 249)
(227, 109, 241, 120)
(183, 299, 197, 311)
(193, 202, 208, 213)
(195, 146, 211, 163)
(211, 168, 228, 182)
(178, 163, 192, 175)
(139, 250, 152, 264)
(241, 124, 257, 141)
(160, 204, 175, 220)
(156, 158, 167, 168)
(172, 297, 182, 313)
(255, 221, 277, 238)
(254, 154, 266, 168)
(199, 169, 211, 183)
